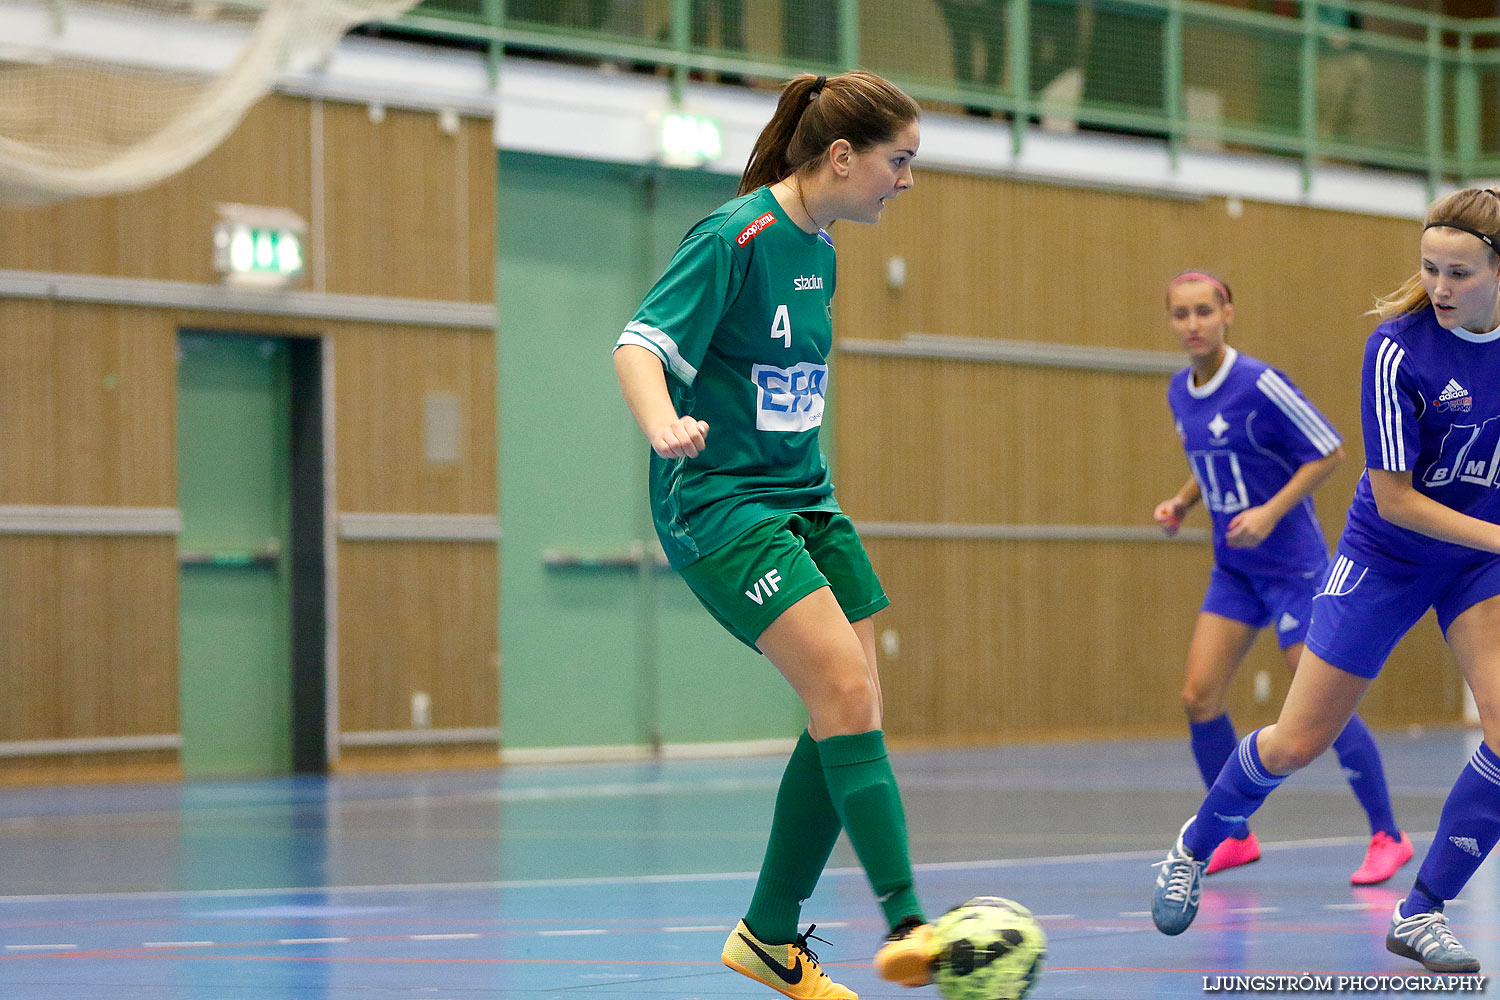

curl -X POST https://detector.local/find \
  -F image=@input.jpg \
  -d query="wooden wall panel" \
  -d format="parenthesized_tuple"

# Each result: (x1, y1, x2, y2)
(833, 170, 1460, 743)
(833, 174, 1417, 355)
(0, 96, 314, 282)
(335, 540, 499, 732)
(0, 95, 495, 302)
(836, 355, 1187, 525)
(0, 90, 497, 780)
(867, 538, 1465, 745)
(333, 325, 497, 514)
(0, 301, 177, 506)
(322, 104, 493, 302)
(0, 536, 179, 739)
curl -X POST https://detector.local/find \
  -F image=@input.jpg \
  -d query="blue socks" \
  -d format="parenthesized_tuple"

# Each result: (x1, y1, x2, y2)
(1189, 715, 1249, 839)
(1400, 741, 1500, 918)
(1330, 714, 1400, 838)
(1184, 730, 1286, 860)
(1190, 713, 1399, 845)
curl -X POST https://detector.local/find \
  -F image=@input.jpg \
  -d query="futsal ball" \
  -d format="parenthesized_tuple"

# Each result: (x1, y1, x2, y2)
(931, 896, 1046, 1000)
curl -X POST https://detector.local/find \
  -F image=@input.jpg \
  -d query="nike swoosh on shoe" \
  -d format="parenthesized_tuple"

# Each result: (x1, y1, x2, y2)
(738, 933, 804, 985)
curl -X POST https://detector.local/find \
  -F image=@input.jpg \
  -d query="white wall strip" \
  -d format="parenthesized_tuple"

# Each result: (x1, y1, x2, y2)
(501, 737, 799, 766)
(841, 334, 1185, 375)
(0, 269, 495, 330)
(0, 733, 182, 758)
(859, 521, 1211, 543)
(337, 513, 500, 542)
(339, 727, 499, 747)
(0, 505, 182, 536)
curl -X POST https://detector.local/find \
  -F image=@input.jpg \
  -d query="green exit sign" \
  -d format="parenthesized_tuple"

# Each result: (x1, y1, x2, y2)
(214, 204, 307, 289)
(660, 112, 722, 168)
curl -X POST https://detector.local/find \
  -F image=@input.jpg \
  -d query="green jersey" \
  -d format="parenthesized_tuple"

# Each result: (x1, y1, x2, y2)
(617, 186, 841, 569)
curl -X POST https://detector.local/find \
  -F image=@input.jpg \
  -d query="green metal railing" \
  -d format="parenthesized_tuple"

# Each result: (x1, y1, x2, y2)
(384, 0, 1500, 190)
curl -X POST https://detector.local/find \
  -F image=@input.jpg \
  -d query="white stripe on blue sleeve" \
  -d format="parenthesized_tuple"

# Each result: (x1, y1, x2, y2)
(1375, 338, 1406, 471)
(1255, 370, 1341, 455)
(617, 322, 699, 385)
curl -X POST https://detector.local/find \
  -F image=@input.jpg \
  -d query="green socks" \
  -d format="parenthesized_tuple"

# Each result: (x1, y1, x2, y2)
(744, 730, 843, 944)
(818, 729, 924, 929)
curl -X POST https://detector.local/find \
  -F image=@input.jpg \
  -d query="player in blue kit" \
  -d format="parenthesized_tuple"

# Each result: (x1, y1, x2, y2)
(1154, 271, 1411, 883)
(1151, 190, 1500, 974)
(615, 71, 941, 998)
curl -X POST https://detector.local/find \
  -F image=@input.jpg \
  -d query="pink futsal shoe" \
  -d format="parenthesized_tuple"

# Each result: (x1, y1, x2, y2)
(1351, 830, 1414, 885)
(1205, 831, 1261, 875)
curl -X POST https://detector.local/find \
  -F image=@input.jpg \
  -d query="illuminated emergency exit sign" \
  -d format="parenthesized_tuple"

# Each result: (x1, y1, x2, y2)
(213, 204, 306, 289)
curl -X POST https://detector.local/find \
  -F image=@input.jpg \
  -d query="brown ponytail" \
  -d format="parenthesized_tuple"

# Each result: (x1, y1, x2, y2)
(737, 71, 920, 196)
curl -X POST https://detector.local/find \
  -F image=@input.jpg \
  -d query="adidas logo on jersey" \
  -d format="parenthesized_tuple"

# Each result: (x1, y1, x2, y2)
(792, 274, 824, 291)
(1433, 378, 1473, 413)
(1450, 835, 1482, 858)
(1277, 612, 1300, 633)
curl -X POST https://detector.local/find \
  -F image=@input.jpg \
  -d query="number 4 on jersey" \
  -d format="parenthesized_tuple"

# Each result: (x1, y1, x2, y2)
(771, 304, 791, 348)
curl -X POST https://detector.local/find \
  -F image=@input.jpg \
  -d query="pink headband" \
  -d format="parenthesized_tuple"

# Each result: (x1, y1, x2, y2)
(1167, 271, 1232, 304)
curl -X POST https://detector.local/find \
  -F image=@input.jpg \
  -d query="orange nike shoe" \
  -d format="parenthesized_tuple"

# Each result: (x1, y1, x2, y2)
(721, 920, 857, 1000)
(873, 916, 938, 987)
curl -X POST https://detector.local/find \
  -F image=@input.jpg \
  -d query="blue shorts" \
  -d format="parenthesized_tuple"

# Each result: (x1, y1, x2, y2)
(1201, 562, 1322, 649)
(1305, 546, 1500, 679)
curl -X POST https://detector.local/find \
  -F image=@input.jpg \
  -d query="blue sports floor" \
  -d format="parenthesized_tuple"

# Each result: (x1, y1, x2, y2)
(0, 729, 1492, 999)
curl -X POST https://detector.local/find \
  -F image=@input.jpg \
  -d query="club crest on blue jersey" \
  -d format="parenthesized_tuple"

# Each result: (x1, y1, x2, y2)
(1207, 412, 1230, 445)
(1433, 378, 1473, 413)
(752, 362, 827, 432)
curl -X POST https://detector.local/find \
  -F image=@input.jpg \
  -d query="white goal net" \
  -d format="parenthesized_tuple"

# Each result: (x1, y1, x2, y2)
(0, 0, 420, 205)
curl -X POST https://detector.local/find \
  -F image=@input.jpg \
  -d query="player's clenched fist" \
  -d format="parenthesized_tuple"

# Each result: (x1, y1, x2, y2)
(651, 417, 710, 458)
(1153, 497, 1188, 536)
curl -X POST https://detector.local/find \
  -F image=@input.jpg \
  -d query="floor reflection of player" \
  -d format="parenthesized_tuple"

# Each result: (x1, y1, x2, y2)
(1154, 271, 1411, 883)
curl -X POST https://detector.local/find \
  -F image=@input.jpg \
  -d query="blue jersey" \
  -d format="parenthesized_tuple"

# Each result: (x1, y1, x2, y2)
(1342, 306, 1500, 568)
(1168, 347, 1341, 577)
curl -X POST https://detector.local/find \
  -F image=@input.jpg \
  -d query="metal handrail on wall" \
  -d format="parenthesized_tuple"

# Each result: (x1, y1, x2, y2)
(385, 0, 1500, 191)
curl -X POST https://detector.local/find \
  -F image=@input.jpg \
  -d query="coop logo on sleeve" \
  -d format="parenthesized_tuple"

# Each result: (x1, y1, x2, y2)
(736, 212, 777, 246)
(752, 363, 826, 432)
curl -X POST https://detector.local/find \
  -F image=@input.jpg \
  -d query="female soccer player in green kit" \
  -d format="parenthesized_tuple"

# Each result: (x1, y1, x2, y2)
(613, 71, 936, 999)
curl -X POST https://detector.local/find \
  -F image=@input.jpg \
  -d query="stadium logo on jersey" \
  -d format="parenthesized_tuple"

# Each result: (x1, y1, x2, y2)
(1207, 412, 1230, 445)
(752, 362, 826, 433)
(1433, 378, 1473, 413)
(792, 274, 824, 291)
(736, 211, 777, 246)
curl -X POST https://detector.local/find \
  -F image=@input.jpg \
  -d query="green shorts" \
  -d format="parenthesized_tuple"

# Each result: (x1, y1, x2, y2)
(677, 511, 890, 651)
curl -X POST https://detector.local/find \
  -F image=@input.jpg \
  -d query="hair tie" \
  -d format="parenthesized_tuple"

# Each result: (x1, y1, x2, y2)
(1167, 270, 1232, 304)
(1425, 220, 1497, 251)
(810, 75, 827, 97)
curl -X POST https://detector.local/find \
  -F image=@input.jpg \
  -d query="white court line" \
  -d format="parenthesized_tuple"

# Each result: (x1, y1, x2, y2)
(1325, 902, 1386, 911)
(538, 928, 606, 936)
(411, 933, 480, 940)
(278, 937, 349, 944)
(0, 831, 1438, 904)
(143, 940, 216, 948)
(1227, 907, 1279, 914)
(4, 943, 77, 951)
